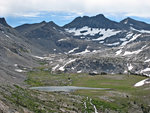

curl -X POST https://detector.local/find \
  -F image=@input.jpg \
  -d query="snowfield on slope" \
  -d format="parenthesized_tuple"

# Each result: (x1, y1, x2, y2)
(141, 68, 150, 73)
(134, 78, 150, 87)
(121, 34, 140, 46)
(68, 47, 79, 54)
(66, 27, 121, 41)
(59, 59, 77, 71)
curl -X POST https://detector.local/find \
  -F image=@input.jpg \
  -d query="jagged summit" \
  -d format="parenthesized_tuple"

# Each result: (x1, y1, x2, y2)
(93, 14, 106, 18)
(120, 17, 141, 25)
(15, 20, 62, 35)
(0, 17, 10, 27)
(46, 21, 61, 29)
(63, 14, 124, 29)
(120, 17, 150, 30)
(41, 20, 46, 23)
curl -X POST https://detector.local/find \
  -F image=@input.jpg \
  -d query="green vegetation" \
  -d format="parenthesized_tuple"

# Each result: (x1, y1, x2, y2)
(0, 85, 85, 113)
(24, 68, 150, 112)
(25, 69, 73, 86)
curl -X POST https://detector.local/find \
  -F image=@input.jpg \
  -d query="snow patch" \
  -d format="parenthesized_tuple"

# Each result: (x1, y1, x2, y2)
(5, 34, 10, 38)
(121, 34, 141, 46)
(123, 49, 142, 56)
(120, 38, 127, 41)
(99, 41, 104, 43)
(92, 29, 121, 41)
(59, 59, 77, 71)
(15, 69, 26, 73)
(145, 59, 150, 62)
(116, 49, 122, 55)
(32, 55, 50, 60)
(66, 27, 121, 41)
(75, 49, 90, 55)
(52, 64, 59, 71)
(123, 45, 146, 56)
(120, 33, 134, 46)
(58, 38, 68, 42)
(140, 30, 150, 33)
(141, 68, 150, 73)
(14, 64, 18, 67)
(32, 55, 45, 60)
(105, 42, 120, 46)
(134, 78, 150, 87)
(124, 20, 128, 24)
(80, 36, 85, 39)
(77, 70, 82, 73)
(68, 47, 79, 54)
(130, 27, 150, 33)
(128, 64, 133, 71)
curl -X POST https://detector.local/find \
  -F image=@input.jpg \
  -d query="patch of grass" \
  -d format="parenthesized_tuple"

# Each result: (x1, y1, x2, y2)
(2, 85, 47, 113)
(37, 61, 48, 65)
(92, 98, 122, 112)
(25, 68, 150, 112)
(1, 85, 85, 113)
(71, 74, 150, 112)
(25, 70, 73, 86)
(72, 74, 146, 92)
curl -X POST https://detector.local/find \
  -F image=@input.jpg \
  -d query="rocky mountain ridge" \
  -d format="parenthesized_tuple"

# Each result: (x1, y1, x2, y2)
(0, 18, 43, 85)
(0, 14, 150, 86)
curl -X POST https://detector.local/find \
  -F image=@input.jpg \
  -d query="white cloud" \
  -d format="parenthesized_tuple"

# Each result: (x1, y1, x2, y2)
(0, 0, 150, 18)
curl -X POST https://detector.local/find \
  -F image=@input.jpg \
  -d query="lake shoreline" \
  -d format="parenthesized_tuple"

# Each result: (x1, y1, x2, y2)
(29, 86, 111, 92)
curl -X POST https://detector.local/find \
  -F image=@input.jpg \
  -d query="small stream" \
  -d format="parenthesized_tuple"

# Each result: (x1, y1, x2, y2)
(30, 86, 110, 92)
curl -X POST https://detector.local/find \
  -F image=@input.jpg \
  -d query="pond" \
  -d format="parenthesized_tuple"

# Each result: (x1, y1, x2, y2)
(30, 86, 111, 92)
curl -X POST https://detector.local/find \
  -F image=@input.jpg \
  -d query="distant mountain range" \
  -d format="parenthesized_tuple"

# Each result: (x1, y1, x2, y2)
(0, 14, 150, 85)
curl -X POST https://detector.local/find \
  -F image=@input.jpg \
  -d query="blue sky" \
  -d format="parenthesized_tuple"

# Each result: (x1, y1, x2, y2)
(1, 0, 150, 27)
(6, 12, 79, 27)
(6, 12, 78, 27)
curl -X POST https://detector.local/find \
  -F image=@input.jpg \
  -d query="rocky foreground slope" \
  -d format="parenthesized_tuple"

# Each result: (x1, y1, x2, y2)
(0, 18, 43, 85)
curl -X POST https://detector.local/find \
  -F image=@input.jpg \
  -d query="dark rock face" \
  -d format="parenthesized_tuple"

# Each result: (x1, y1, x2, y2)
(0, 18, 10, 27)
(120, 17, 150, 30)
(0, 19, 42, 85)
(16, 21, 64, 39)
(15, 21, 69, 53)
(15, 20, 103, 53)
(63, 14, 150, 52)
(64, 15, 150, 30)
(63, 14, 126, 29)
(64, 57, 127, 74)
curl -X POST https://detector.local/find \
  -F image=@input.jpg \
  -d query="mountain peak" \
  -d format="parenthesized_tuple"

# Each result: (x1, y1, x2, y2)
(81, 14, 105, 20)
(0, 17, 10, 27)
(120, 17, 150, 30)
(125, 17, 132, 20)
(120, 17, 136, 24)
(95, 14, 105, 18)
(48, 21, 56, 25)
(46, 21, 60, 28)
(63, 14, 122, 29)
(82, 16, 89, 18)
(40, 21, 47, 24)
